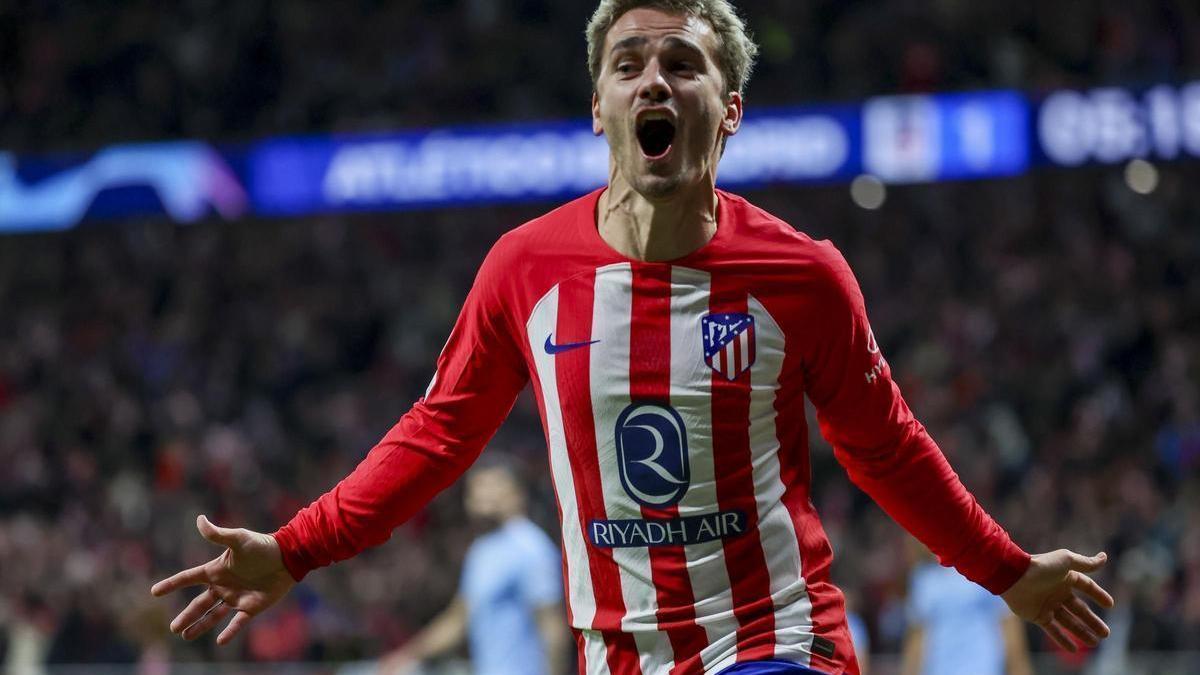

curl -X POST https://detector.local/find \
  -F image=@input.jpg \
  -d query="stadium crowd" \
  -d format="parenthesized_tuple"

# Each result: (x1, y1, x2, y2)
(2, 0, 1198, 151)
(1, 167, 1197, 668)
(1, 0, 1199, 671)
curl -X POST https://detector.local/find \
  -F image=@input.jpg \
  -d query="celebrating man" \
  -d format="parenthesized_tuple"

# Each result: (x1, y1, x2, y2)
(152, 2, 1115, 673)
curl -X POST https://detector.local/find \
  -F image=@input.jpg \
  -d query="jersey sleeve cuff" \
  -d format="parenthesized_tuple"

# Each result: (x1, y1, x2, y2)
(271, 525, 314, 583)
(977, 541, 1032, 595)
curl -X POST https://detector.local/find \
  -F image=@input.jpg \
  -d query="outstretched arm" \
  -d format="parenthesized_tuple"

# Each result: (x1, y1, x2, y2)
(803, 243, 1113, 648)
(152, 242, 529, 642)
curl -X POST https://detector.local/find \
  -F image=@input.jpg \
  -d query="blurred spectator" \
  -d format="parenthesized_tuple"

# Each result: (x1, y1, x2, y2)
(379, 454, 568, 675)
(899, 539, 1033, 675)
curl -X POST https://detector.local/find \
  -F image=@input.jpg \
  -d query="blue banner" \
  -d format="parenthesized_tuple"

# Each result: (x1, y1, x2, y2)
(250, 104, 861, 216)
(862, 90, 1029, 183)
(251, 121, 609, 216)
(1, 80, 1196, 233)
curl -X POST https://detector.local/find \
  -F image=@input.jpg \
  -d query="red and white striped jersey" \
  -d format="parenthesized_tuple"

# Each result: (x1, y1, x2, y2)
(274, 189, 1031, 675)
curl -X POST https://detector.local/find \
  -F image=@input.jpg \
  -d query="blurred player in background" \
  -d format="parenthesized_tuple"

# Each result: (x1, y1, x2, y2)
(151, 1, 1115, 673)
(379, 455, 569, 675)
(841, 591, 870, 674)
(899, 539, 1033, 675)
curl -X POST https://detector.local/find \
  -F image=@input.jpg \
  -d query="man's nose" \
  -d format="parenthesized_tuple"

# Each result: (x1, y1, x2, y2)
(637, 60, 670, 103)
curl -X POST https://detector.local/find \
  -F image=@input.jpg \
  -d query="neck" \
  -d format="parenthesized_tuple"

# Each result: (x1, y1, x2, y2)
(597, 167, 719, 262)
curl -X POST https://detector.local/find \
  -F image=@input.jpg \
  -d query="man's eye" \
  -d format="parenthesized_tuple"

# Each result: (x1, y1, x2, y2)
(616, 63, 638, 75)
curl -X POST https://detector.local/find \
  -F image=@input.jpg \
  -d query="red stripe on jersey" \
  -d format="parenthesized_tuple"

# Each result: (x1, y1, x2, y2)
(708, 282, 776, 660)
(556, 271, 643, 675)
(574, 630, 587, 675)
(629, 263, 709, 672)
(733, 336, 743, 377)
(773, 344, 859, 674)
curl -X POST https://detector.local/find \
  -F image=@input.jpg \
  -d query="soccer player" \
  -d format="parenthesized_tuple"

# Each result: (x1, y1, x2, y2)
(379, 455, 569, 675)
(899, 539, 1034, 675)
(150, 2, 1116, 673)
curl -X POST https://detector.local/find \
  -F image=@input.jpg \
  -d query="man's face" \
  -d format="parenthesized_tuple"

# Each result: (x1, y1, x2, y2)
(464, 467, 522, 526)
(592, 8, 742, 200)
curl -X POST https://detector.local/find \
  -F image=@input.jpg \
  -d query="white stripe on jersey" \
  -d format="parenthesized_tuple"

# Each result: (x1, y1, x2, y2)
(580, 630, 613, 675)
(526, 284, 598, 631)
(668, 266, 739, 670)
(748, 294, 814, 665)
(588, 263, 675, 674)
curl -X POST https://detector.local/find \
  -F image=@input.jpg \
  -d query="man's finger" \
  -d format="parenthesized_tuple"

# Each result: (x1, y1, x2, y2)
(197, 515, 242, 549)
(170, 588, 218, 633)
(216, 610, 254, 646)
(1067, 595, 1110, 639)
(1067, 550, 1107, 573)
(152, 564, 209, 597)
(1054, 606, 1098, 647)
(1068, 570, 1115, 608)
(1041, 620, 1076, 652)
(182, 601, 233, 641)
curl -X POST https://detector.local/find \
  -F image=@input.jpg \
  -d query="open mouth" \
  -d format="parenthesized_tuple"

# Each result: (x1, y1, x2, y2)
(637, 116, 676, 159)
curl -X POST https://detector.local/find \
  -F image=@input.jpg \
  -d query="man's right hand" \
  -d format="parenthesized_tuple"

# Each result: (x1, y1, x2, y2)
(151, 515, 297, 644)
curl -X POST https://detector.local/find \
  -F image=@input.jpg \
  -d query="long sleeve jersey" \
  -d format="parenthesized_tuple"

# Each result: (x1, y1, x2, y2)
(273, 188, 1031, 675)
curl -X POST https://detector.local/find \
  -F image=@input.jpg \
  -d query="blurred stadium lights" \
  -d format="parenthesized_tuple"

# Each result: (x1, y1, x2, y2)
(0, 80, 1197, 233)
(849, 175, 887, 210)
(1124, 159, 1160, 195)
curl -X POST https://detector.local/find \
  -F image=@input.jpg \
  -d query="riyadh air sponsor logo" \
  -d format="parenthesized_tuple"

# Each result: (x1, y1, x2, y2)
(588, 510, 747, 548)
(543, 333, 599, 355)
(614, 402, 689, 507)
(595, 402, 748, 549)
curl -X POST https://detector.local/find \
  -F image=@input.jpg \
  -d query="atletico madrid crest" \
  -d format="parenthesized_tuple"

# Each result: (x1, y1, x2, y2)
(701, 313, 756, 380)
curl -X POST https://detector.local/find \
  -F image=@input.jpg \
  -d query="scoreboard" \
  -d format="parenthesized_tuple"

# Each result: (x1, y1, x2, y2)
(1038, 83, 1200, 166)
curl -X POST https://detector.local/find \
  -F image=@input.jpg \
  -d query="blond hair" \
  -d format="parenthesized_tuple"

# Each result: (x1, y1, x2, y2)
(585, 0, 758, 98)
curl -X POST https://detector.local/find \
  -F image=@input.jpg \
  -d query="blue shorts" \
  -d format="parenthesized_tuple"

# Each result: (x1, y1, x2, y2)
(717, 659, 828, 675)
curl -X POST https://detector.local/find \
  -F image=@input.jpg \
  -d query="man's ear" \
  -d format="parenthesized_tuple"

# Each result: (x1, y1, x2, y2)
(720, 91, 743, 137)
(592, 92, 604, 135)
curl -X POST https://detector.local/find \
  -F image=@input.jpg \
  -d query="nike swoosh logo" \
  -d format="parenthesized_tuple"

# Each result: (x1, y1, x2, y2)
(544, 334, 600, 355)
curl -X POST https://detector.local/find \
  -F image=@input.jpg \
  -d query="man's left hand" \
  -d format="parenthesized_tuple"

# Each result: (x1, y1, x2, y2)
(1001, 549, 1115, 651)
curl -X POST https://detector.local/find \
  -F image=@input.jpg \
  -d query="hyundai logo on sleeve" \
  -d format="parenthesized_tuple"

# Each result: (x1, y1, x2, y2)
(614, 402, 690, 507)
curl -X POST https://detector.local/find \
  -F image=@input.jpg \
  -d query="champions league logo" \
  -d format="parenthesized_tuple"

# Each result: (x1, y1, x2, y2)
(614, 402, 690, 507)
